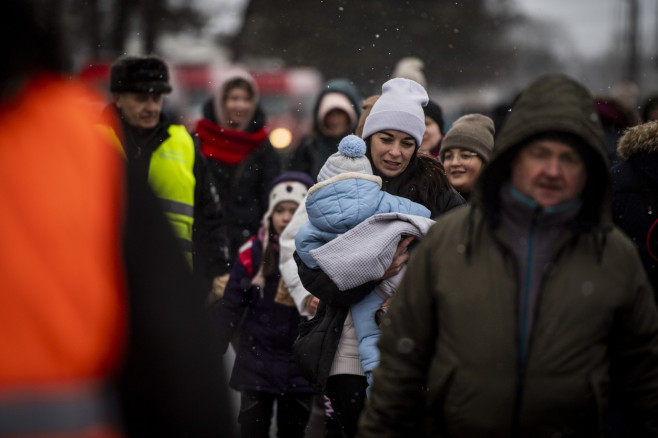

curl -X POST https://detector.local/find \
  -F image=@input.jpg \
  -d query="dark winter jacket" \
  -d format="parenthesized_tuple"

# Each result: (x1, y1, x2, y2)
(196, 99, 280, 275)
(357, 75, 658, 437)
(119, 161, 236, 438)
(289, 78, 362, 179)
(294, 252, 378, 392)
(612, 121, 658, 303)
(218, 236, 314, 395)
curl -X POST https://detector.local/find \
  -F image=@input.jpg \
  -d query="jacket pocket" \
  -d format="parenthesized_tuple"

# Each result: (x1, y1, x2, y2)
(589, 368, 610, 433)
(292, 312, 326, 390)
(424, 363, 457, 435)
(297, 312, 321, 338)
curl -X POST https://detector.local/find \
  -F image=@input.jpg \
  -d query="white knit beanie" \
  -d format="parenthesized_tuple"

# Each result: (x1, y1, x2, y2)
(361, 78, 429, 147)
(261, 181, 309, 227)
(251, 175, 311, 289)
(317, 135, 372, 182)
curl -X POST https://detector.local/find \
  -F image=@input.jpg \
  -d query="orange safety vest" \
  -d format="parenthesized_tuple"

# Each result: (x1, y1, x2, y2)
(0, 75, 126, 437)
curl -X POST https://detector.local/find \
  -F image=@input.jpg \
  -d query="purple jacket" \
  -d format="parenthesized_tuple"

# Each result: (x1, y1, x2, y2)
(217, 235, 314, 395)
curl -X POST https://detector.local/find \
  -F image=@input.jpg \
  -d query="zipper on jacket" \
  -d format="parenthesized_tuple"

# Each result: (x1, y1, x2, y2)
(519, 208, 540, 368)
(490, 228, 525, 437)
(512, 207, 541, 436)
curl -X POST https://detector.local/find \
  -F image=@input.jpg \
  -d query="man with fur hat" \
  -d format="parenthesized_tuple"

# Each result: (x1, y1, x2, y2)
(357, 74, 658, 437)
(107, 54, 224, 291)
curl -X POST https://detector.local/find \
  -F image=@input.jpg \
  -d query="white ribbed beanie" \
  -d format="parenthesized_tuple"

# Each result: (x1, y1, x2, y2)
(361, 78, 429, 147)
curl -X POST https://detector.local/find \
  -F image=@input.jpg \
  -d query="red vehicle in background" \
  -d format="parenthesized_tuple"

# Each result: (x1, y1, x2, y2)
(77, 61, 323, 151)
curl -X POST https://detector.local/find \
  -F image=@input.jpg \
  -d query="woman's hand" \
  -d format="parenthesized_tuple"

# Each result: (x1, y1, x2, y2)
(381, 236, 414, 279)
(304, 294, 320, 316)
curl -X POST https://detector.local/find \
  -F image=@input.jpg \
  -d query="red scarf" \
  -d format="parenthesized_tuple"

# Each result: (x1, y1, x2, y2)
(196, 118, 268, 165)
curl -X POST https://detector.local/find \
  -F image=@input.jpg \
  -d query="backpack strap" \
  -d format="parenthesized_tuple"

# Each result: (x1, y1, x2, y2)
(238, 236, 258, 277)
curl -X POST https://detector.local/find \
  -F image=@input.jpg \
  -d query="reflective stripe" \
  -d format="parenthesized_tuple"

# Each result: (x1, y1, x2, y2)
(147, 125, 196, 269)
(160, 199, 194, 218)
(0, 383, 120, 435)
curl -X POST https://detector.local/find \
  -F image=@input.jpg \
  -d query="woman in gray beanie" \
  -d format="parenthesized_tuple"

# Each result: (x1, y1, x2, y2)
(360, 78, 465, 217)
(293, 78, 465, 438)
(440, 113, 495, 201)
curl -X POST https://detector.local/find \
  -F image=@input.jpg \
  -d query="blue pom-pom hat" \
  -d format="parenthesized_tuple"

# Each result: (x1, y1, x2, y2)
(316, 134, 373, 182)
(338, 134, 366, 158)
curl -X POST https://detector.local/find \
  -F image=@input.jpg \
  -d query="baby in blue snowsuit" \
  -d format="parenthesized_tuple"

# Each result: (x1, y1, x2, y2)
(295, 135, 431, 388)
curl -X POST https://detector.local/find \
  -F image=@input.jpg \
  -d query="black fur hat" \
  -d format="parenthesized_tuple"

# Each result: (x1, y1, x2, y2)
(110, 55, 172, 94)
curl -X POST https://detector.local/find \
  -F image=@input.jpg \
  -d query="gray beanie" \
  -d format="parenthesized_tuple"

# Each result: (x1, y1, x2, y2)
(317, 135, 372, 182)
(440, 114, 495, 165)
(362, 78, 429, 147)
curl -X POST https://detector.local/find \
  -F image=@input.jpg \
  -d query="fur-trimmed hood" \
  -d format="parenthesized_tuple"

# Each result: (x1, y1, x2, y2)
(617, 121, 658, 160)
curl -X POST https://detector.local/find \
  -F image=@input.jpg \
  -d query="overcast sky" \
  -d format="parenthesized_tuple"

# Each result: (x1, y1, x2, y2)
(195, 0, 658, 60)
(514, 0, 658, 58)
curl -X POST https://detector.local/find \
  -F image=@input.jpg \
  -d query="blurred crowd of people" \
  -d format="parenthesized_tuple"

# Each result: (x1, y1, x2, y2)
(3, 1, 658, 437)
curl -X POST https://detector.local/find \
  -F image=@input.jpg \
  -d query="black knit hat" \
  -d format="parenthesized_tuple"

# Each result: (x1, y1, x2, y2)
(423, 99, 445, 135)
(110, 55, 172, 94)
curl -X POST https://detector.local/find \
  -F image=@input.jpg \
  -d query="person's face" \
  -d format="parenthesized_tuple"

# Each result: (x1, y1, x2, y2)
(114, 92, 163, 129)
(369, 130, 416, 179)
(223, 86, 254, 128)
(420, 116, 442, 153)
(271, 201, 299, 235)
(511, 139, 587, 208)
(323, 109, 351, 137)
(442, 147, 484, 194)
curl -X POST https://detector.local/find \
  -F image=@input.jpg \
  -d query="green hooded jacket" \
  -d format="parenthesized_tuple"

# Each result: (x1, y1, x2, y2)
(357, 74, 658, 438)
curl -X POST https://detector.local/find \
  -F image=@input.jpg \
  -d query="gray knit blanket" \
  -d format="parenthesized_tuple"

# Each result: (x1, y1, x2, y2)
(309, 212, 435, 291)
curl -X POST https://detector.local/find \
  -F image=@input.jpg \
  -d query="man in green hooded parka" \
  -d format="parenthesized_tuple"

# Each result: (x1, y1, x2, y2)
(357, 74, 658, 438)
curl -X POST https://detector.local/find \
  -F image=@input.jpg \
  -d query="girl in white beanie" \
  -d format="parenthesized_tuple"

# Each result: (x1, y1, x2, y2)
(216, 171, 316, 438)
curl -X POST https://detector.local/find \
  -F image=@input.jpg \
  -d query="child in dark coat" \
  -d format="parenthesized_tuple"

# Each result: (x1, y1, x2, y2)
(217, 171, 315, 438)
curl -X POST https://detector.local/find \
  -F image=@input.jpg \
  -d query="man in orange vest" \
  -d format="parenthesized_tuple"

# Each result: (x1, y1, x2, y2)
(0, 1, 235, 436)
